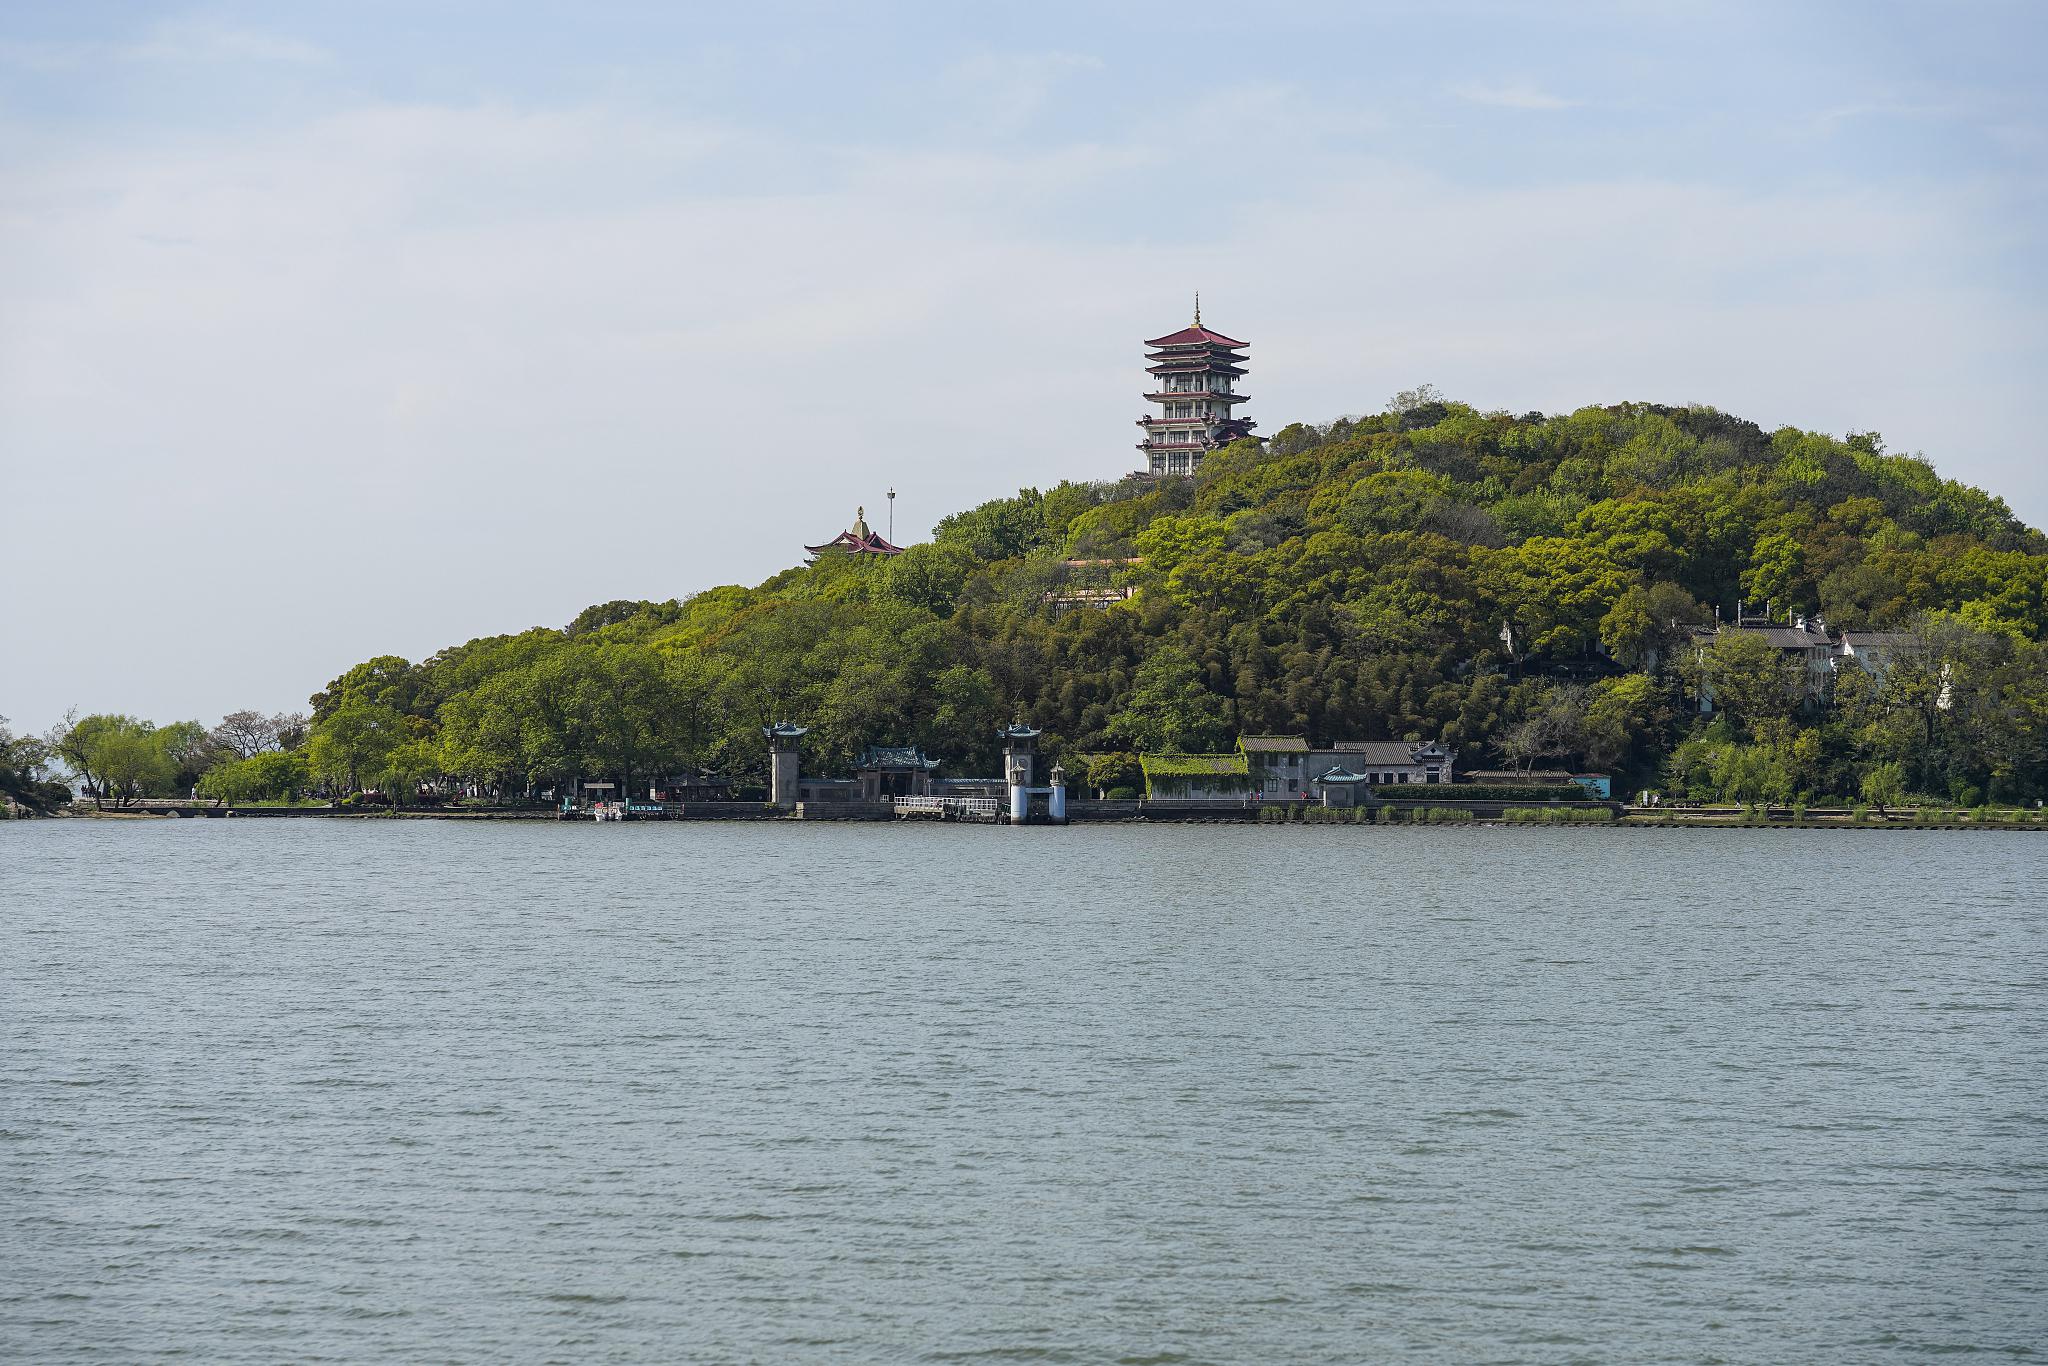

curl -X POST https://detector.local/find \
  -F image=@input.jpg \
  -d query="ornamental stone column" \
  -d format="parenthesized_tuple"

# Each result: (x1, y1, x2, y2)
(764, 722, 808, 809)
(999, 723, 1039, 790)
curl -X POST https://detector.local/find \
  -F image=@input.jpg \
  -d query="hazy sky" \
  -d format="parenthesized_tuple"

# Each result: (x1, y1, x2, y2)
(3, 1, 2044, 735)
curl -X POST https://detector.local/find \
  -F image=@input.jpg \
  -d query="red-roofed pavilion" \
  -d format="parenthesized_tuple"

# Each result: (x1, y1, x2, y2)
(805, 506, 903, 560)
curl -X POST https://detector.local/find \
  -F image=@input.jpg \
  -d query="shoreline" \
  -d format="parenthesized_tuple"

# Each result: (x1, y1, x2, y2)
(37, 803, 2048, 831)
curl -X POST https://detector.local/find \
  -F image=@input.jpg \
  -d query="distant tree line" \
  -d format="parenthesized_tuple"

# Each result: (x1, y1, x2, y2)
(34, 709, 309, 810)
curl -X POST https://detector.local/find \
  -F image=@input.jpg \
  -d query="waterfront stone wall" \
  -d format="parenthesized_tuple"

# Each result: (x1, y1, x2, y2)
(1066, 800, 1144, 821)
(794, 801, 896, 821)
(674, 801, 777, 820)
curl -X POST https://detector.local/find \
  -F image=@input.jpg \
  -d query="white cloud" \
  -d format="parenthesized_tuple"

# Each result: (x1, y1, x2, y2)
(935, 51, 1104, 135)
(120, 19, 326, 65)
(1448, 80, 1581, 111)
(0, 38, 94, 71)
(0, 18, 325, 70)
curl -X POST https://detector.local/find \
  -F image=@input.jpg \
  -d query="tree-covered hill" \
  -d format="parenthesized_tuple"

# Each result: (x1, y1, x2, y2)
(49, 398, 2048, 809)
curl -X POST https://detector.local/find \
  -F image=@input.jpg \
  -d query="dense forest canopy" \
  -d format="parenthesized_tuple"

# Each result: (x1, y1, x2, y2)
(31, 399, 2048, 811)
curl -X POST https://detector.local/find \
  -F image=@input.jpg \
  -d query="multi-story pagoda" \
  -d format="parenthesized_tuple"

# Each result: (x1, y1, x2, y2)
(1136, 297, 1254, 475)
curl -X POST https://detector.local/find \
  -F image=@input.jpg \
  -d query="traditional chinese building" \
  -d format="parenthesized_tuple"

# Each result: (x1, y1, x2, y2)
(1137, 298, 1255, 476)
(853, 745, 940, 800)
(1241, 735, 1456, 802)
(1686, 611, 1835, 713)
(1317, 740, 1456, 787)
(805, 506, 903, 560)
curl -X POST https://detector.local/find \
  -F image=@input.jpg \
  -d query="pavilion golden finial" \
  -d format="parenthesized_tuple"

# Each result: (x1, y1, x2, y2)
(1193, 290, 1202, 326)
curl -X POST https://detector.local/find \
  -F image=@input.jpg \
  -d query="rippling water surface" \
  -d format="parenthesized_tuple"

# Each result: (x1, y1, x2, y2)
(2, 820, 2044, 1362)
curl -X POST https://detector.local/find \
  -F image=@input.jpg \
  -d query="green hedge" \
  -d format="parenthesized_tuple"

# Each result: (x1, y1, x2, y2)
(1376, 805, 1477, 824)
(1378, 783, 1596, 802)
(1504, 805, 1615, 824)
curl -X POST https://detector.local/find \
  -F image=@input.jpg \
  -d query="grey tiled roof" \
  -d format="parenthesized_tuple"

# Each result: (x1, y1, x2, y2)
(1327, 740, 1449, 763)
(1238, 735, 1309, 753)
(1692, 624, 1832, 650)
(856, 746, 939, 770)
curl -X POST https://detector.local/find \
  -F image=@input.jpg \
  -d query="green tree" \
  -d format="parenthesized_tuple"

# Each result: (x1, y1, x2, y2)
(0, 717, 70, 814)
(1695, 631, 1800, 741)
(933, 489, 1048, 562)
(576, 645, 689, 792)
(1499, 683, 1588, 772)
(922, 665, 1002, 768)
(196, 758, 261, 806)
(157, 720, 220, 794)
(1713, 743, 1794, 805)
(881, 542, 979, 616)
(1107, 647, 1232, 753)
(1582, 673, 1669, 772)
(310, 655, 422, 722)
(1478, 538, 1631, 658)
(377, 739, 442, 808)
(1082, 751, 1142, 797)
(1599, 582, 1702, 669)
(307, 697, 408, 794)
(1740, 532, 1808, 611)
(1860, 760, 1905, 814)
(1598, 587, 1656, 669)
(51, 713, 175, 808)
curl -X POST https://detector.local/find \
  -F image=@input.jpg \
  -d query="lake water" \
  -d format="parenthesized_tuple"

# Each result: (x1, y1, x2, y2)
(2, 820, 2043, 1363)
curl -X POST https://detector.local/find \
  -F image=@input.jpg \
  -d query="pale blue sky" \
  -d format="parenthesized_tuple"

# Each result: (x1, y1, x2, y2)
(2, 2, 2044, 733)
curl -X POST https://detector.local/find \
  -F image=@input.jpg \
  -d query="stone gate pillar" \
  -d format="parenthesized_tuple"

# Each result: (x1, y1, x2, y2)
(764, 722, 808, 809)
(1000, 722, 1039, 824)
(999, 723, 1039, 790)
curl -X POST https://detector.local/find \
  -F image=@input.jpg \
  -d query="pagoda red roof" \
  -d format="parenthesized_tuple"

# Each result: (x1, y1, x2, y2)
(806, 528, 903, 556)
(1144, 324, 1247, 348)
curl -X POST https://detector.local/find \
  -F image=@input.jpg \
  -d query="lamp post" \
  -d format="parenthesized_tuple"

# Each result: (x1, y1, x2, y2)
(887, 487, 895, 542)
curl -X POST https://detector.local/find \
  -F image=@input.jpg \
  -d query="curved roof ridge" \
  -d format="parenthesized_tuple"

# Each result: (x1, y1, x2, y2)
(1145, 323, 1247, 348)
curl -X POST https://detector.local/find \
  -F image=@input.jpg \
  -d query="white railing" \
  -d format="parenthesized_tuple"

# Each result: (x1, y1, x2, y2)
(894, 795, 1000, 819)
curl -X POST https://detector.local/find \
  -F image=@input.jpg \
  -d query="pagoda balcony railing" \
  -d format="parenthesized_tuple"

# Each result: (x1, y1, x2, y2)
(1146, 391, 1246, 402)
(1137, 417, 1222, 428)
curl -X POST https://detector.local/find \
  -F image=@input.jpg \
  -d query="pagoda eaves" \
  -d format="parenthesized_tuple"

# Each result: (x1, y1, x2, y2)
(1144, 324, 1248, 348)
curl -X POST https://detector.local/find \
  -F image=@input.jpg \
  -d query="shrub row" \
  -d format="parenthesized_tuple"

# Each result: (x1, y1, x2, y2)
(1378, 784, 1596, 802)
(1256, 805, 1479, 824)
(1504, 806, 1616, 824)
(1380, 806, 1477, 824)
(1259, 804, 1369, 823)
